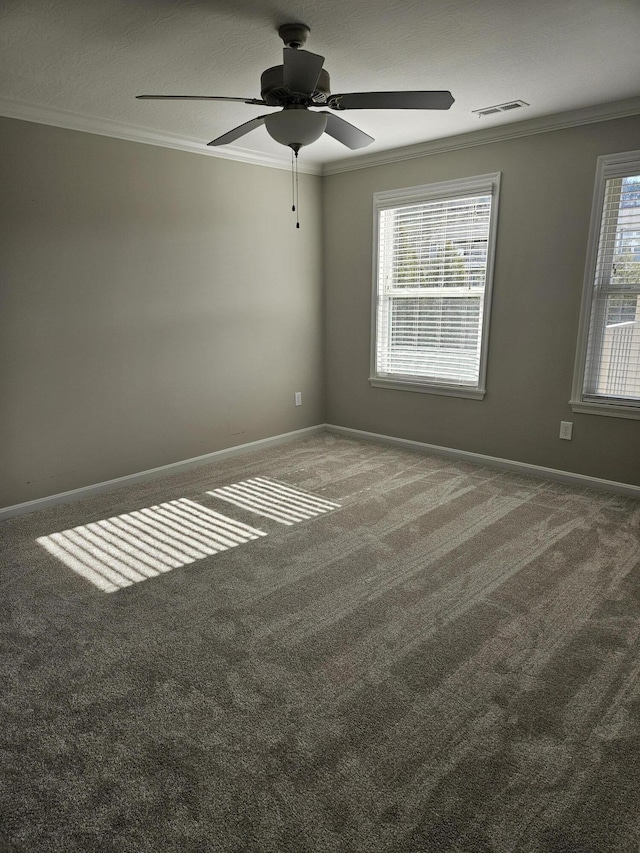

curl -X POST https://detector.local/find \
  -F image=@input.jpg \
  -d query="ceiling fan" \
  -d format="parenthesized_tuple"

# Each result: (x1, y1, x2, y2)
(136, 23, 455, 154)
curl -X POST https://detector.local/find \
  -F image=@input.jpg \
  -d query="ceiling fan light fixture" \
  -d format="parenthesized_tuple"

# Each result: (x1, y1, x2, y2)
(264, 108, 327, 150)
(138, 23, 455, 158)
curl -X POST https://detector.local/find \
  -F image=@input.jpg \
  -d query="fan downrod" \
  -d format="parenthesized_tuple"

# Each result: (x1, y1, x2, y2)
(278, 23, 310, 49)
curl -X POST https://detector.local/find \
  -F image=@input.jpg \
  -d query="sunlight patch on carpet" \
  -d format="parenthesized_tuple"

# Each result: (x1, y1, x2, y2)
(37, 499, 266, 593)
(207, 477, 341, 525)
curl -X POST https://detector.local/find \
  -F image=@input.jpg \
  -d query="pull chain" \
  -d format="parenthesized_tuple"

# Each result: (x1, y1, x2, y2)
(294, 150, 300, 229)
(289, 146, 301, 229)
(291, 149, 296, 213)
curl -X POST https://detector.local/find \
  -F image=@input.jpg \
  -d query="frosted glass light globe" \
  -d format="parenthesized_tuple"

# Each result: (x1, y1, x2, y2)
(265, 109, 327, 149)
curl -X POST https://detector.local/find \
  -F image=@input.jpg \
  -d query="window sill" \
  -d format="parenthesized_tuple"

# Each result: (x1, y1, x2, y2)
(570, 399, 640, 420)
(370, 376, 486, 399)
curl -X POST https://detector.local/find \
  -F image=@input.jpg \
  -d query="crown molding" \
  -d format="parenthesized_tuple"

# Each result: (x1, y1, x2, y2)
(322, 96, 640, 175)
(2, 95, 639, 179)
(0, 97, 323, 176)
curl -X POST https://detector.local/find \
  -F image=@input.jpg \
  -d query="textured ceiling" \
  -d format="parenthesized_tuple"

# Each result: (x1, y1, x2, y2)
(1, 0, 639, 168)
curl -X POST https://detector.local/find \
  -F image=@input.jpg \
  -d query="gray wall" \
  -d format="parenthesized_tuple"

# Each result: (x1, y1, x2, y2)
(1, 117, 324, 507)
(3, 113, 639, 509)
(324, 115, 640, 486)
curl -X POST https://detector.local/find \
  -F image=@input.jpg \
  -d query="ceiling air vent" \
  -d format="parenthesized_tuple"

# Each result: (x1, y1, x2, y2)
(472, 100, 529, 118)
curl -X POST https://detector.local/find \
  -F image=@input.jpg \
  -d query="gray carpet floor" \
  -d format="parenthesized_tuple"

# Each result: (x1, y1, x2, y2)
(2, 433, 640, 852)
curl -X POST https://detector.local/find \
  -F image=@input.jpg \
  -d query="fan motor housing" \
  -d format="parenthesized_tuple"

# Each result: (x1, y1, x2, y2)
(261, 66, 331, 105)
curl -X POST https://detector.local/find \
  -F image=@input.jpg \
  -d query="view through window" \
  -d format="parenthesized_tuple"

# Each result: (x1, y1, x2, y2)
(573, 152, 640, 417)
(371, 174, 500, 398)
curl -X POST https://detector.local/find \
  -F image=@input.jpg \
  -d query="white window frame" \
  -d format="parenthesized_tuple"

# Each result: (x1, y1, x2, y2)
(370, 173, 500, 399)
(571, 150, 640, 420)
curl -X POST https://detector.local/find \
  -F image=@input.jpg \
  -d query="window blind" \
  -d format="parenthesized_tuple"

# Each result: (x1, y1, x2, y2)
(583, 173, 640, 404)
(375, 189, 494, 388)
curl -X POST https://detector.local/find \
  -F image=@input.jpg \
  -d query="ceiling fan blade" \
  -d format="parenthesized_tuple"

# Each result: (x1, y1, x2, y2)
(328, 91, 455, 110)
(207, 114, 270, 146)
(137, 95, 267, 105)
(318, 112, 374, 150)
(283, 48, 325, 96)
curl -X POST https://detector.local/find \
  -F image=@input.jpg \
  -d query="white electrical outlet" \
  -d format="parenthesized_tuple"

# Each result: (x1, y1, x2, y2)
(294, 391, 302, 407)
(559, 421, 573, 440)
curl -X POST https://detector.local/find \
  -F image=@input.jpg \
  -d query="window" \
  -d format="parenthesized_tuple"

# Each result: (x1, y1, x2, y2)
(571, 151, 640, 419)
(371, 173, 500, 398)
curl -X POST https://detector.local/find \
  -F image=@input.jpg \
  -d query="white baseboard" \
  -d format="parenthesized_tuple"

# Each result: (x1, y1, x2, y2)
(0, 425, 325, 521)
(325, 424, 640, 498)
(4, 422, 638, 521)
